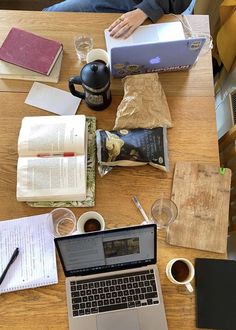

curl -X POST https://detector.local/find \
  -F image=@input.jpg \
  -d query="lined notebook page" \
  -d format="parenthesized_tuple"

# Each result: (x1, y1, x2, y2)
(0, 213, 58, 293)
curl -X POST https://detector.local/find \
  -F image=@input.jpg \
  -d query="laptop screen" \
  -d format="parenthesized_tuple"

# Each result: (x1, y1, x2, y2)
(55, 224, 156, 277)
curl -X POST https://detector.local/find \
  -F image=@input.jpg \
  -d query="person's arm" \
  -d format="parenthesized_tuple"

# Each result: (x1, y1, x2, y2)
(108, 0, 192, 39)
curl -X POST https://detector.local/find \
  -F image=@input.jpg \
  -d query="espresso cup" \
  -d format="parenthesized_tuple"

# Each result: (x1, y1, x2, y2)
(86, 48, 109, 66)
(77, 211, 105, 234)
(166, 258, 195, 292)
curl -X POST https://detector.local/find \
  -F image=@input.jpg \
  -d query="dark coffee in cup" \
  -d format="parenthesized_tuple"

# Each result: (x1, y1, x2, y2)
(84, 219, 101, 232)
(171, 260, 190, 282)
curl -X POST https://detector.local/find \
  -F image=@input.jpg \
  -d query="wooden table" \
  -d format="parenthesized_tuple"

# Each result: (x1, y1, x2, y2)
(0, 10, 214, 97)
(0, 10, 222, 330)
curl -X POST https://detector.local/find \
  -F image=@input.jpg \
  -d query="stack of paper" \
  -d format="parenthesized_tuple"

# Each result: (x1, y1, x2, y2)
(0, 52, 63, 83)
(0, 213, 58, 294)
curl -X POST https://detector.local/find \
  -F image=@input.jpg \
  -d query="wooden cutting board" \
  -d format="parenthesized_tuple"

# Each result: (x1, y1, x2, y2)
(166, 162, 231, 253)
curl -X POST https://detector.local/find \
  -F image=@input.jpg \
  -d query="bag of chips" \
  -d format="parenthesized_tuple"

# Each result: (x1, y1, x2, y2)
(96, 127, 169, 173)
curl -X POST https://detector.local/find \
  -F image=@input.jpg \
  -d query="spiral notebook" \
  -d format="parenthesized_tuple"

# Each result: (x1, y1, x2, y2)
(0, 213, 58, 294)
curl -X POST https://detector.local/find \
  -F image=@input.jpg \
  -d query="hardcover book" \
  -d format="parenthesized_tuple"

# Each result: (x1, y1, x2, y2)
(0, 51, 63, 83)
(195, 258, 236, 330)
(0, 27, 63, 75)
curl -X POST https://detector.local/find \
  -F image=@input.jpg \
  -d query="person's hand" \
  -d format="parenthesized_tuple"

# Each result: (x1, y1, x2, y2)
(108, 9, 148, 39)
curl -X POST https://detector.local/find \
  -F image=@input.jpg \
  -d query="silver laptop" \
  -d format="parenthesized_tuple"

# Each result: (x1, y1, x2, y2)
(109, 37, 206, 78)
(55, 224, 168, 330)
(104, 22, 206, 78)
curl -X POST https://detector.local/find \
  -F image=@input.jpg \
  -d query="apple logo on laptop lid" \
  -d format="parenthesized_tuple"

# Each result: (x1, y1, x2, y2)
(149, 56, 161, 65)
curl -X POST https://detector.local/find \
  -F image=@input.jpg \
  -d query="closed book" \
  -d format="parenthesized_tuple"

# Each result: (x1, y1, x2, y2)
(0, 27, 63, 75)
(0, 51, 63, 83)
(195, 258, 236, 330)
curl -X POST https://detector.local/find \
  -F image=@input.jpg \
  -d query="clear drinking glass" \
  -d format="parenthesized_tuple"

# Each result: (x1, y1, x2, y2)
(150, 198, 178, 229)
(47, 208, 77, 237)
(74, 35, 93, 62)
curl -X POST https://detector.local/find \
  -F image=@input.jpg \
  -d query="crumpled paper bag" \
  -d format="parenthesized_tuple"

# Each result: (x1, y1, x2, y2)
(113, 73, 172, 130)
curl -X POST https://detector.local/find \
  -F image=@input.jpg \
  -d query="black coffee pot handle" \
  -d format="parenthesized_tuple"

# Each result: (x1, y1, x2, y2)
(68, 76, 85, 99)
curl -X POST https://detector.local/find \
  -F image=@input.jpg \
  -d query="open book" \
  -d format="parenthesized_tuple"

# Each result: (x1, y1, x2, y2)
(17, 115, 87, 202)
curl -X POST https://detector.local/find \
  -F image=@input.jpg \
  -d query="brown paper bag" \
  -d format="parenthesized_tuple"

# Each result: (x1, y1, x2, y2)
(113, 73, 172, 130)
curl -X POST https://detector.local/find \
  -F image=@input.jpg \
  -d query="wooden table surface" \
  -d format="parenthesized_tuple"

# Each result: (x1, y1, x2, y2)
(0, 10, 222, 330)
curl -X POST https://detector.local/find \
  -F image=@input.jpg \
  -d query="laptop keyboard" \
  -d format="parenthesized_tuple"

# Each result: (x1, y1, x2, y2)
(70, 269, 159, 317)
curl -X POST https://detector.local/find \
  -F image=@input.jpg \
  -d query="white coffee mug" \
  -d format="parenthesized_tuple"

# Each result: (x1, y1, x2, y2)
(86, 48, 109, 66)
(166, 258, 195, 293)
(77, 211, 105, 234)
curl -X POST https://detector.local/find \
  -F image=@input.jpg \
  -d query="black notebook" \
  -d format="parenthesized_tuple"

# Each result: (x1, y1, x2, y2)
(195, 258, 236, 330)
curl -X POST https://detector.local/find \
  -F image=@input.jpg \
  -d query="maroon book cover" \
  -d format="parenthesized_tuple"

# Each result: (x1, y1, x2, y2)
(0, 27, 63, 75)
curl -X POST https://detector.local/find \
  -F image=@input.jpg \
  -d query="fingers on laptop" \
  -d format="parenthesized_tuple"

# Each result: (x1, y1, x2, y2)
(108, 9, 147, 39)
(108, 16, 135, 39)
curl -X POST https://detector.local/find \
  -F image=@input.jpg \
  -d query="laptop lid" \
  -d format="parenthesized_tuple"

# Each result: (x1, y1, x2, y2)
(55, 224, 157, 277)
(110, 37, 206, 77)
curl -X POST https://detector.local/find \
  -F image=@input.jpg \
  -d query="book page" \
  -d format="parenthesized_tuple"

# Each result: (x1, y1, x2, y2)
(17, 155, 86, 201)
(18, 115, 86, 157)
(0, 214, 58, 293)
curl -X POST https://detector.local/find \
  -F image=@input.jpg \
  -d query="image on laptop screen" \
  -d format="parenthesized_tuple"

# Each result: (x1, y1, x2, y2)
(55, 224, 157, 277)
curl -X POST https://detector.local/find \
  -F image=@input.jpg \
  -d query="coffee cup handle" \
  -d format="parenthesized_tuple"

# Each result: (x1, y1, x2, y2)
(68, 76, 85, 99)
(185, 282, 193, 293)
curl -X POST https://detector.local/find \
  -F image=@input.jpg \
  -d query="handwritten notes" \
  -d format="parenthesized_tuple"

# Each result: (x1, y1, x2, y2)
(0, 213, 58, 293)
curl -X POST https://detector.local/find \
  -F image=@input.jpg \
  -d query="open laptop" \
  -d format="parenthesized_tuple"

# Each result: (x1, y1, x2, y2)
(104, 22, 206, 78)
(55, 224, 168, 330)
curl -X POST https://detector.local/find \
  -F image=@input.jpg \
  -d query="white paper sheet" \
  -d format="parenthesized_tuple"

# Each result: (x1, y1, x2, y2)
(25, 82, 81, 115)
(0, 213, 58, 293)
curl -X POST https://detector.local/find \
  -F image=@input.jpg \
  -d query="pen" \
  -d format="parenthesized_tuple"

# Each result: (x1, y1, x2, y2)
(37, 152, 76, 157)
(0, 247, 19, 286)
(132, 196, 150, 224)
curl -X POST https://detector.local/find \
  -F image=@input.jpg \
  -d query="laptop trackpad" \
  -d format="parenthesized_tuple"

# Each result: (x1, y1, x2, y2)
(97, 310, 140, 330)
